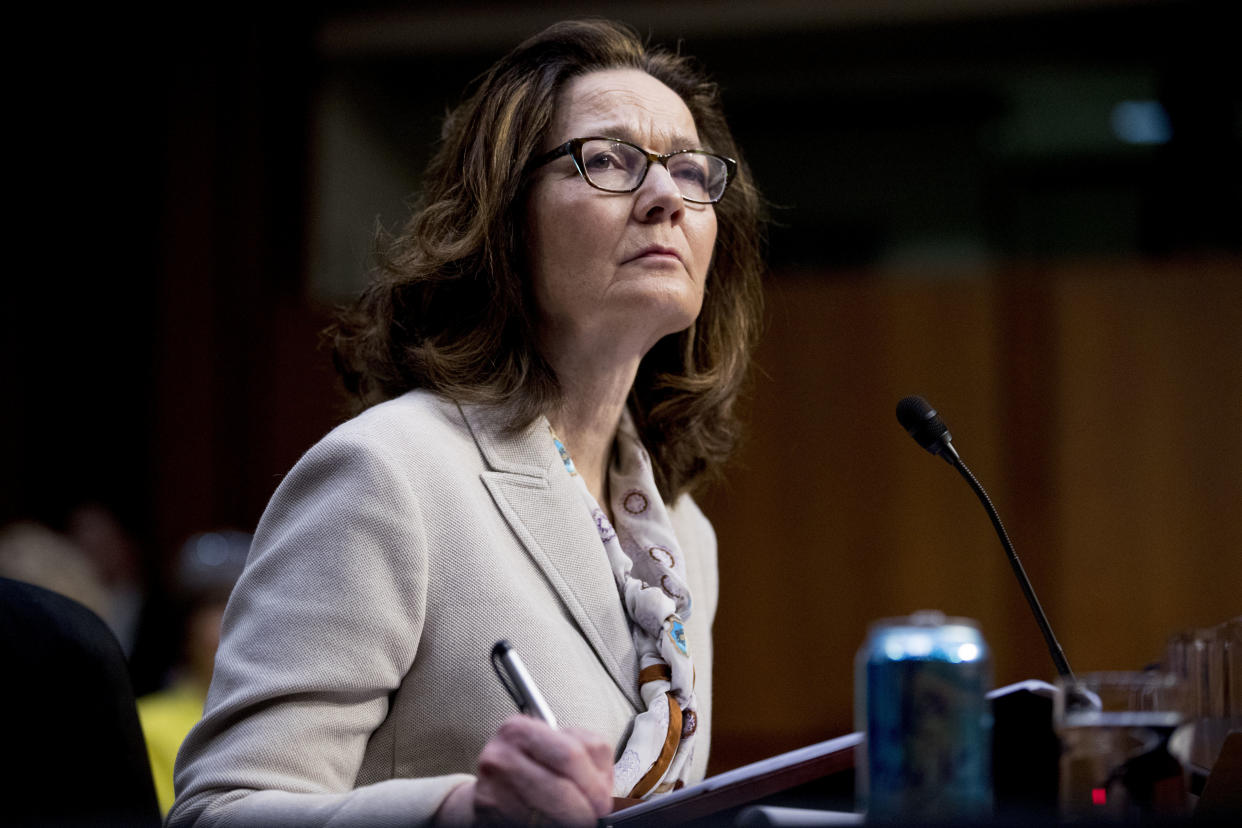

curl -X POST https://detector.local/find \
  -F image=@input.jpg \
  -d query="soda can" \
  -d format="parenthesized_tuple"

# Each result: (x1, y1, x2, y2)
(855, 610, 992, 822)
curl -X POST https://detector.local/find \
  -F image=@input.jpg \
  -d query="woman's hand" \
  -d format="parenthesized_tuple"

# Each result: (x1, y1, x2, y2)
(437, 716, 614, 826)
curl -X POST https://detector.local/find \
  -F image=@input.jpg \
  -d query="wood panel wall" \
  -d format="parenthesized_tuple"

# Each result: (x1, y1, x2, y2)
(699, 258, 1242, 774)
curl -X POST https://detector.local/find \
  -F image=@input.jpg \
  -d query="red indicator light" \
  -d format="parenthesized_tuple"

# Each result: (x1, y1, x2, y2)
(1092, 788, 1107, 806)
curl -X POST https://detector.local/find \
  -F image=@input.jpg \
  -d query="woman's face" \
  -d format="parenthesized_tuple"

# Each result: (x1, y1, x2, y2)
(526, 68, 718, 365)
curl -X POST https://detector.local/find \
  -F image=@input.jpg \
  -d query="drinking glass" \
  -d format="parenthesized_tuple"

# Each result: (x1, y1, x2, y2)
(1055, 671, 1188, 822)
(1166, 618, 1242, 773)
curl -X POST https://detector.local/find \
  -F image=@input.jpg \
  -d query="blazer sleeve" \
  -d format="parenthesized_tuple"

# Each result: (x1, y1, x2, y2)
(167, 430, 473, 828)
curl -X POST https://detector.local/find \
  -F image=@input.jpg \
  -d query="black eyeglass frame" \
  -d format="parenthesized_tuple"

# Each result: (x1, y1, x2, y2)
(526, 136, 737, 204)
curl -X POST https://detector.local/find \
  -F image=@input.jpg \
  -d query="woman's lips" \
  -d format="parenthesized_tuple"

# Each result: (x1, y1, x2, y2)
(625, 245, 682, 264)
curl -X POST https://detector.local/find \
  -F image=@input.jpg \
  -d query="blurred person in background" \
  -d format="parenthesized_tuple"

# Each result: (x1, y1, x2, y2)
(67, 502, 148, 657)
(0, 520, 111, 620)
(137, 530, 249, 815)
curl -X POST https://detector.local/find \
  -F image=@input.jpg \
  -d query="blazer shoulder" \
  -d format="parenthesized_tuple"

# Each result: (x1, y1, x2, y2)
(257, 391, 481, 522)
(332, 390, 466, 444)
(310, 391, 478, 470)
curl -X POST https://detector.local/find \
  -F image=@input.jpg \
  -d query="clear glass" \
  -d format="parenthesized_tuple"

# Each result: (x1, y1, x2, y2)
(1055, 672, 1188, 823)
(1223, 618, 1242, 718)
(1165, 617, 1242, 772)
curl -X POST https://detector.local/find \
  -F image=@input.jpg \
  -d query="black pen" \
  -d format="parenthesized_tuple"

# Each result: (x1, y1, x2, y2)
(491, 640, 559, 728)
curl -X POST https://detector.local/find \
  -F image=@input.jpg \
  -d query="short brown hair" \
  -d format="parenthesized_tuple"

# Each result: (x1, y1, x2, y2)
(328, 19, 765, 500)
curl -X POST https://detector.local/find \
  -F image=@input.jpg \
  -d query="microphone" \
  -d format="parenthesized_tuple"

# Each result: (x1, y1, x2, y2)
(895, 395, 1077, 685)
(896, 395, 960, 466)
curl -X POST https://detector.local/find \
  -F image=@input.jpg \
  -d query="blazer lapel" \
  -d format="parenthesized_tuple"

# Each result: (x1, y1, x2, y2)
(461, 403, 642, 710)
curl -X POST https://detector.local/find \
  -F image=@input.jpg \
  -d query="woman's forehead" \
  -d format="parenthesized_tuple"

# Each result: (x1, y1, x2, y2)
(552, 68, 700, 149)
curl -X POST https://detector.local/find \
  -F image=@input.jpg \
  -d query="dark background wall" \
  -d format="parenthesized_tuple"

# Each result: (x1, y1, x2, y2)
(6, 0, 1240, 774)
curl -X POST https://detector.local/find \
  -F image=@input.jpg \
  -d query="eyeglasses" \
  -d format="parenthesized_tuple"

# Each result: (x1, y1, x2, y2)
(527, 136, 737, 204)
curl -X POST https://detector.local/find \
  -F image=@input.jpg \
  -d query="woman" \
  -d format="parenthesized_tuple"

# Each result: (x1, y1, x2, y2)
(169, 19, 764, 828)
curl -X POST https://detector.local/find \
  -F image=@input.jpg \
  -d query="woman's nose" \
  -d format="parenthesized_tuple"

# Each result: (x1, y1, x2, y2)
(633, 162, 684, 222)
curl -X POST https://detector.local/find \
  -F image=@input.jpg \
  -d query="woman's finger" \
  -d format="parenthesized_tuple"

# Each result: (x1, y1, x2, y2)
(497, 718, 613, 813)
(473, 718, 611, 825)
(565, 727, 617, 776)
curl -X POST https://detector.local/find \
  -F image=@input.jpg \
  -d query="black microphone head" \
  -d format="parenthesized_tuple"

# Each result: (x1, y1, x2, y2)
(896, 395, 952, 455)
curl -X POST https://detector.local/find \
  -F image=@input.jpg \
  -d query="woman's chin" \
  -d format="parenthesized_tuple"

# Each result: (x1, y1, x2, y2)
(616, 278, 703, 328)
(624, 299, 703, 350)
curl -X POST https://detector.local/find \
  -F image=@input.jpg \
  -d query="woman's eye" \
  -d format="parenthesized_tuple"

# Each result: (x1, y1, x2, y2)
(585, 151, 621, 170)
(672, 161, 708, 185)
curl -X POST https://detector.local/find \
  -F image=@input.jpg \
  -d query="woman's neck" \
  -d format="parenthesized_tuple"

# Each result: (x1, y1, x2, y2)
(545, 353, 640, 521)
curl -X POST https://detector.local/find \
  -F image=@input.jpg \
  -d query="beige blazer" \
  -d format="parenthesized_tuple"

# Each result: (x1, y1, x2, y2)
(168, 390, 717, 827)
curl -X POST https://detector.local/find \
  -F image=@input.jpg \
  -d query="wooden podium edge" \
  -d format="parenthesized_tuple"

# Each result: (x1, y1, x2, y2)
(605, 733, 860, 827)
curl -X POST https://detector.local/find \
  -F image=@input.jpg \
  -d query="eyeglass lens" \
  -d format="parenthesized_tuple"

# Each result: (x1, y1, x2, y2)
(579, 139, 728, 202)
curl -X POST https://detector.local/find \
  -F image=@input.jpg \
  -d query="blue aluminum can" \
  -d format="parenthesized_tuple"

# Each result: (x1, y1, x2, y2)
(855, 611, 992, 823)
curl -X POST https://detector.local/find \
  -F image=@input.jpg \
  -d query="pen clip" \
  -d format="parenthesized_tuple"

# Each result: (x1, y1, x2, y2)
(492, 639, 558, 727)
(491, 639, 529, 714)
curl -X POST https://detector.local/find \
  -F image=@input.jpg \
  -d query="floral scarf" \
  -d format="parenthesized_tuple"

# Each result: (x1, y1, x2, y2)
(550, 411, 698, 798)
